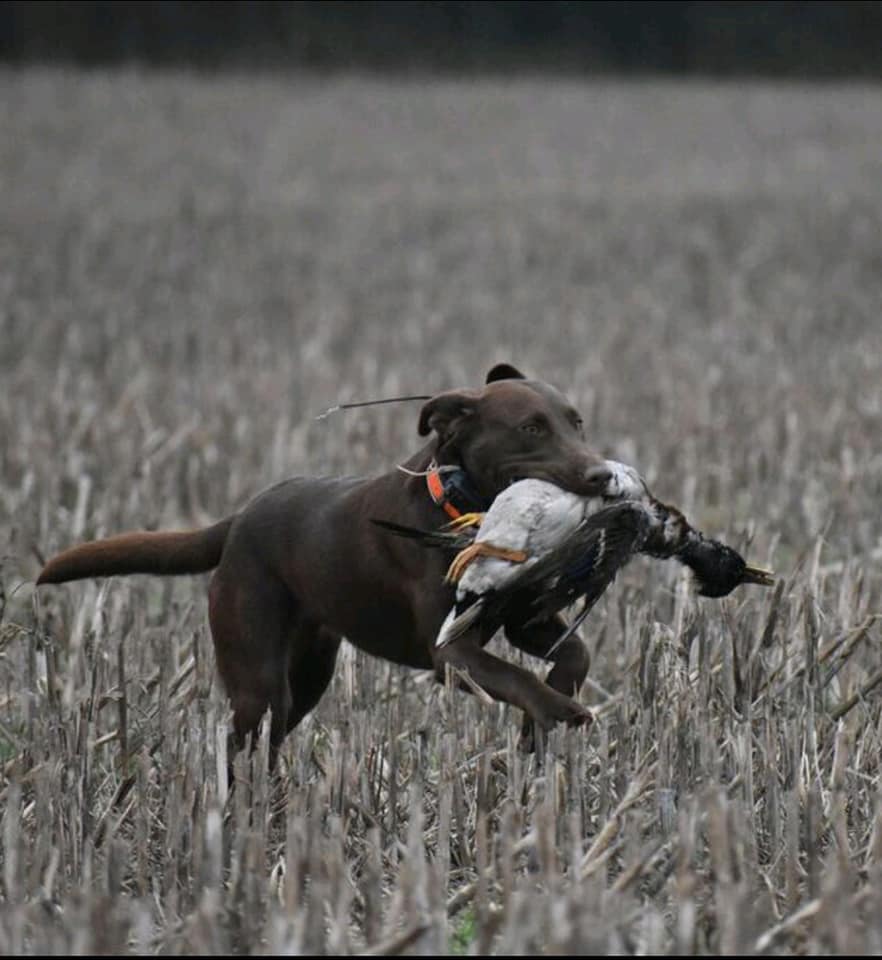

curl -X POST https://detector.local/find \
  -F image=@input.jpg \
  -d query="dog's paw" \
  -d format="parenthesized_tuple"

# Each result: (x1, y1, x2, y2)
(533, 694, 593, 732)
(560, 703, 593, 728)
(520, 701, 592, 754)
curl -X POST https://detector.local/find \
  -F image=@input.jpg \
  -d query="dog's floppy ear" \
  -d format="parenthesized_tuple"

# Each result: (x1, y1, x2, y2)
(485, 363, 526, 383)
(418, 390, 479, 438)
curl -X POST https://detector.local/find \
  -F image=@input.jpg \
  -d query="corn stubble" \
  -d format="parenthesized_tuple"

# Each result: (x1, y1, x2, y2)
(1, 72, 881, 953)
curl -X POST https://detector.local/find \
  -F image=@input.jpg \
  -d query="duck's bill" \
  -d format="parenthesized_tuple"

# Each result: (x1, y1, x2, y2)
(741, 563, 776, 587)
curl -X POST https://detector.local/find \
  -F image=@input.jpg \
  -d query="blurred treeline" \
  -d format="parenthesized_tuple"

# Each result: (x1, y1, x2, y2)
(2, 1, 882, 75)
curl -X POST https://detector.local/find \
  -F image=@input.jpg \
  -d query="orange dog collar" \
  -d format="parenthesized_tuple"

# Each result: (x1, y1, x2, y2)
(426, 463, 464, 521)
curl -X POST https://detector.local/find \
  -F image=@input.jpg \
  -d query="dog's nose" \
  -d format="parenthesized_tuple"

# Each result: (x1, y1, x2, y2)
(583, 464, 613, 495)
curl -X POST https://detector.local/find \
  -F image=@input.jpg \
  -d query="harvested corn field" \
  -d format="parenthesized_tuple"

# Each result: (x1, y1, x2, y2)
(1, 71, 881, 953)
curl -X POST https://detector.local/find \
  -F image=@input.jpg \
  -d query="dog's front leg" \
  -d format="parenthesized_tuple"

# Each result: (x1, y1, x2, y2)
(432, 629, 592, 731)
(502, 610, 591, 749)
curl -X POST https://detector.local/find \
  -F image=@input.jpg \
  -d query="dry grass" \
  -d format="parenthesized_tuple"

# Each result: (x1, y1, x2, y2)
(1, 69, 881, 953)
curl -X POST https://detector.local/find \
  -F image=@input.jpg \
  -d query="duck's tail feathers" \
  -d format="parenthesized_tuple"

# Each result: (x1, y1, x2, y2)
(435, 597, 485, 649)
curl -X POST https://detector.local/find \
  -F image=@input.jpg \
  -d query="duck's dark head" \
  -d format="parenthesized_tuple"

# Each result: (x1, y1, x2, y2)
(680, 537, 775, 598)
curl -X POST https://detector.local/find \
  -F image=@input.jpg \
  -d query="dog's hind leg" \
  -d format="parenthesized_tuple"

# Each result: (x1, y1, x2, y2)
(208, 568, 295, 759)
(285, 623, 342, 734)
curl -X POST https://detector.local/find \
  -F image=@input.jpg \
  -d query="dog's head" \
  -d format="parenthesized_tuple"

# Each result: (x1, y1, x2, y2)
(418, 363, 610, 500)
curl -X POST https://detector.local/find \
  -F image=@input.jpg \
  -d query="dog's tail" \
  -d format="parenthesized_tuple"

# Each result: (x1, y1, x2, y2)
(36, 517, 234, 585)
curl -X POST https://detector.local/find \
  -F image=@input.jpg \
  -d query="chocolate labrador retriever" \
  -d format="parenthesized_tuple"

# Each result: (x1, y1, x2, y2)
(38, 364, 611, 756)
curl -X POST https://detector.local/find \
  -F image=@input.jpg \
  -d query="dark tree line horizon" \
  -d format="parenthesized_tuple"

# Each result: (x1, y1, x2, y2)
(2, 1, 882, 76)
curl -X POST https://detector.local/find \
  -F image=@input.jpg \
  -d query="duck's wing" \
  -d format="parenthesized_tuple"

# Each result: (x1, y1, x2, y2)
(370, 518, 476, 551)
(526, 502, 653, 619)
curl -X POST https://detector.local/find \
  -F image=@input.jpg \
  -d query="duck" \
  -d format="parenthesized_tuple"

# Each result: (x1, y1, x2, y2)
(373, 461, 774, 649)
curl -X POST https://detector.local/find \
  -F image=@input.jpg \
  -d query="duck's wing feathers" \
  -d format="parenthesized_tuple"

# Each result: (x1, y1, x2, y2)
(371, 518, 477, 551)
(526, 501, 653, 619)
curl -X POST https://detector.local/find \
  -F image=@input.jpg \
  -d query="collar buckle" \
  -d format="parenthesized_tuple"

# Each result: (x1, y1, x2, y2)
(426, 461, 463, 520)
(426, 460, 491, 520)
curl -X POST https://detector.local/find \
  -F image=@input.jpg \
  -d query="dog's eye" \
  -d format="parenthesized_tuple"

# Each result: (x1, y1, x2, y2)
(520, 422, 544, 436)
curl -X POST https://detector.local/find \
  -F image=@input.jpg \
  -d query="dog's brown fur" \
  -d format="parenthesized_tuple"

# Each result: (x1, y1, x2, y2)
(38, 364, 610, 755)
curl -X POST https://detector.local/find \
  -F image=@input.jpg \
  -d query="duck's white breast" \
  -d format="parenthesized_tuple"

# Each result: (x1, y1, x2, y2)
(456, 480, 587, 598)
(475, 480, 582, 551)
